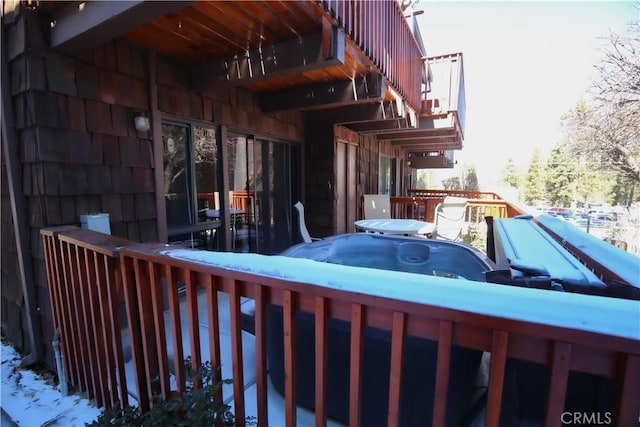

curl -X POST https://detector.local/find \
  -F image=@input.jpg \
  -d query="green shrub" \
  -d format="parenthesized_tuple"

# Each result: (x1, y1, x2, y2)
(87, 359, 241, 426)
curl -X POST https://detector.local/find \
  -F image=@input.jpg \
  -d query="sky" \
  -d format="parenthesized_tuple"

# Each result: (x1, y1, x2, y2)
(416, 1, 639, 189)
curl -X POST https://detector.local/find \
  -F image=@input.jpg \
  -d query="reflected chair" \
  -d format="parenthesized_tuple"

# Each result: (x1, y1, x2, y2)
(433, 196, 469, 240)
(363, 194, 391, 219)
(293, 201, 321, 244)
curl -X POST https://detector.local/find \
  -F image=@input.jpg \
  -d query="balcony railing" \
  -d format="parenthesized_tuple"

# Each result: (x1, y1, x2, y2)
(41, 224, 639, 426)
(423, 53, 466, 136)
(320, 0, 423, 110)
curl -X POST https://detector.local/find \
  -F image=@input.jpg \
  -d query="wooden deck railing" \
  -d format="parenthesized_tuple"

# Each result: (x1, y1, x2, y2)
(41, 227, 639, 426)
(41, 227, 132, 411)
(320, 0, 423, 109)
(362, 193, 526, 224)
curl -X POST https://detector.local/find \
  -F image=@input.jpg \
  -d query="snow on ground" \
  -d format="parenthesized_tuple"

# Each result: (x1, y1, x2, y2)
(1, 341, 101, 426)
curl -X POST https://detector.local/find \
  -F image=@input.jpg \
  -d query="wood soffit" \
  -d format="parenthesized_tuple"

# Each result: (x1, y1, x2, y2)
(38, 0, 463, 152)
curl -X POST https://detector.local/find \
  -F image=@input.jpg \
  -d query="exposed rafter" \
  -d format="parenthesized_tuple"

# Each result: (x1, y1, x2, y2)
(192, 27, 346, 91)
(258, 72, 383, 112)
(376, 127, 457, 141)
(390, 139, 462, 151)
(342, 117, 409, 133)
(49, 1, 190, 52)
(304, 101, 397, 125)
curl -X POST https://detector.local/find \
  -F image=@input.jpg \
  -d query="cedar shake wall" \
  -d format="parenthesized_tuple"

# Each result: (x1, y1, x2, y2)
(359, 133, 381, 195)
(304, 121, 335, 237)
(155, 55, 303, 141)
(1, 4, 303, 368)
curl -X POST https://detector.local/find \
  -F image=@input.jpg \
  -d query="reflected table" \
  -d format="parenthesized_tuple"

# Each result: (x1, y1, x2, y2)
(354, 218, 435, 236)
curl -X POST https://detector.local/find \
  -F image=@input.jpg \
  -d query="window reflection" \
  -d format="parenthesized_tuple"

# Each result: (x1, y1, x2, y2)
(162, 122, 220, 249)
(226, 134, 293, 254)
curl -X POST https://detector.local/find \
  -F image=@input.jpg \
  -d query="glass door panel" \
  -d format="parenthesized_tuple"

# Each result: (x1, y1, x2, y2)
(163, 123, 191, 228)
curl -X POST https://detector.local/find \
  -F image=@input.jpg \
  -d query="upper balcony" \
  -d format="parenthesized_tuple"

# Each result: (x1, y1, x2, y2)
(37, 0, 424, 117)
(372, 52, 466, 168)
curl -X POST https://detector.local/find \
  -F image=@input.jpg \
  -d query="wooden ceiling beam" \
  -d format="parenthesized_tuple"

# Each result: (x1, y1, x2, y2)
(376, 127, 457, 141)
(50, 1, 191, 52)
(389, 139, 462, 151)
(304, 101, 396, 125)
(192, 27, 346, 91)
(258, 72, 383, 112)
(342, 117, 409, 133)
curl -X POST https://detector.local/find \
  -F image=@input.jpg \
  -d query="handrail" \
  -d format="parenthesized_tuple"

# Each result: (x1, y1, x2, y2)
(408, 189, 502, 200)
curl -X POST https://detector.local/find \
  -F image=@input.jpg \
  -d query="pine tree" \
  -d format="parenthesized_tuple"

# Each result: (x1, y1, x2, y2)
(524, 149, 546, 205)
(545, 145, 576, 207)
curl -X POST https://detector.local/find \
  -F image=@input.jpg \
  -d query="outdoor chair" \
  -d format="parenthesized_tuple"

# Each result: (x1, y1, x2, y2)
(433, 196, 469, 241)
(363, 194, 391, 219)
(293, 201, 321, 244)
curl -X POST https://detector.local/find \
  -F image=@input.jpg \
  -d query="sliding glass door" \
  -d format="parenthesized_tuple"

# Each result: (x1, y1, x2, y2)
(227, 133, 297, 254)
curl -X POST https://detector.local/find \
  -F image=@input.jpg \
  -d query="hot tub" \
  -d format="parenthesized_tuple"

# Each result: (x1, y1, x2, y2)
(281, 232, 496, 281)
(267, 234, 495, 426)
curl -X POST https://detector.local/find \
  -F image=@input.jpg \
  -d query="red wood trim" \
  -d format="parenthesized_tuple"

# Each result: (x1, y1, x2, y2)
(121, 255, 150, 411)
(43, 234, 74, 395)
(486, 330, 509, 426)
(205, 276, 224, 412)
(83, 248, 106, 408)
(186, 271, 202, 387)
(94, 253, 117, 407)
(314, 296, 328, 427)
(254, 284, 268, 427)
(229, 278, 246, 423)
(349, 303, 364, 427)
(544, 341, 572, 426)
(107, 255, 129, 408)
(166, 266, 185, 395)
(70, 244, 92, 397)
(150, 263, 170, 398)
(387, 311, 406, 427)
(433, 320, 453, 426)
(617, 354, 640, 425)
(283, 289, 297, 427)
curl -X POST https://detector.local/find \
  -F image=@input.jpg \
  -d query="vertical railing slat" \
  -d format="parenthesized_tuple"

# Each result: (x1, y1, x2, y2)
(387, 311, 406, 427)
(104, 255, 129, 408)
(314, 296, 328, 427)
(186, 271, 202, 385)
(432, 320, 453, 427)
(616, 354, 640, 425)
(283, 289, 297, 427)
(485, 330, 509, 426)
(254, 284, 269, 427)
(69, 244, 91, 396)
(205, 276, 224, 426)
(545, 342, 572, 426)
(136, 259, 162, 403)
(349, 303, 364, 427)
(228, 278, 246, 424)
(149, 262, 170, 397)
(83, 248, 106, 407)
(94, 253, 117, 407)
(121, 255, 150, 411)
(167, 266, 185, 395)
